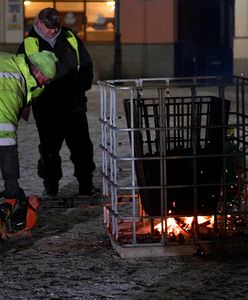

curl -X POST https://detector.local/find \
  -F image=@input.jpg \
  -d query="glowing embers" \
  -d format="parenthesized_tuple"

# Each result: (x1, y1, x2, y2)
(108, 215, 215, 245)
(104, 200, 217, 245)
(154, 216, 214, 242)
(104, 199, 248, 246)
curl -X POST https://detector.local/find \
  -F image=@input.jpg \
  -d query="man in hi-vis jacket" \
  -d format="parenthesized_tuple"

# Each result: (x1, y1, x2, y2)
(0, 50, 57, 232)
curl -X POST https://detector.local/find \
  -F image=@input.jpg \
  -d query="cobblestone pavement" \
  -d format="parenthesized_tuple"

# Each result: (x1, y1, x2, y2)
(1, 85, 248, 299)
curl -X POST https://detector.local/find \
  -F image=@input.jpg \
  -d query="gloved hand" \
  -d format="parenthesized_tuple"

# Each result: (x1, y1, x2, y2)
(21, 106, 31, 122)
(9, 208, 27, 232)
(9, 188, 28, 232)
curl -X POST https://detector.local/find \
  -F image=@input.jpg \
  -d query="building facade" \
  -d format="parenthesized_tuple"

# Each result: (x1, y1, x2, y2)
(0, 0, 247, 79)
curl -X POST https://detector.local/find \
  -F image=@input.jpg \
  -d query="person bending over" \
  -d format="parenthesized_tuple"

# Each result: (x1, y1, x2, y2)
(0, 50, 57, 231)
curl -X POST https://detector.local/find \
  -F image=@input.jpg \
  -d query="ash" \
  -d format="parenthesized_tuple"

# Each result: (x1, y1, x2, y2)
(0, 85, 248, 300)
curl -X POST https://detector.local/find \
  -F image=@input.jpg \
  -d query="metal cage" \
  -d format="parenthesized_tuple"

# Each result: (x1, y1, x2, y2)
(99, 76, 248, 257)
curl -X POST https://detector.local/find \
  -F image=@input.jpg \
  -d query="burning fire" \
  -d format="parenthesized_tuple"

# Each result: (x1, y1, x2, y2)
(154, 216, 214, 240)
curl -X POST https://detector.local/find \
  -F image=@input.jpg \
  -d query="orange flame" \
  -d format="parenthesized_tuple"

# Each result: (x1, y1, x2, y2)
(154, 216, 214, 238)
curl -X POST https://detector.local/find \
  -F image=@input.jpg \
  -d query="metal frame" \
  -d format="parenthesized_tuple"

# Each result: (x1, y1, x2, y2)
(99, 76, 248, 255)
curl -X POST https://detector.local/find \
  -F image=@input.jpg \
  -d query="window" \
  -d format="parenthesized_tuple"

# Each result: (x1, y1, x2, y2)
(85, 1, 114, 41)
(235, 0, 248, 37)
(24, 2, 54, 36)
(23, 0, 115, 41)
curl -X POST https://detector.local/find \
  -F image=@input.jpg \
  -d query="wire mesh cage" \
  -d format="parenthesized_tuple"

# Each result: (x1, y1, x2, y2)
(99, 76, 248, 256)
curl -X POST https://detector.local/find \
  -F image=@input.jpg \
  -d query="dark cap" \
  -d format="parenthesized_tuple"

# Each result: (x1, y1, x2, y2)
(38, 8, 61, 29)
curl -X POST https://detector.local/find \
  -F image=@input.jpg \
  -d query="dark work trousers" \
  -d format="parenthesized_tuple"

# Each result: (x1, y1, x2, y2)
(0, 145, 20, 197)
(34, 109, 96, 189)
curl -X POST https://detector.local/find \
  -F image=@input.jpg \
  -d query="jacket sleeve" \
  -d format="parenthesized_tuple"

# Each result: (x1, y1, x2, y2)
(76, 35, 94, 92)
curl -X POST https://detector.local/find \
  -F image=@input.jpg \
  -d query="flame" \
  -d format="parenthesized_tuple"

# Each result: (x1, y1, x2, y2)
(154, 216, 214, 239)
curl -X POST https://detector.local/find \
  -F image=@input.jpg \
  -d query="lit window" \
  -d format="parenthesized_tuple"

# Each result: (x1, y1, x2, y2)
(86, 1, 114, 41)
(24, 1, 115, 41)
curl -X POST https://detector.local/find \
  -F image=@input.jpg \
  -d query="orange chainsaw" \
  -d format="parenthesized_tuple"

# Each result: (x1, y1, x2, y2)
(0, 195, 39, 240)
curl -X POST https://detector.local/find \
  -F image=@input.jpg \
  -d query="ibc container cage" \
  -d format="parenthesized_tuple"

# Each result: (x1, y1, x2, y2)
(99, 76, 248, 257)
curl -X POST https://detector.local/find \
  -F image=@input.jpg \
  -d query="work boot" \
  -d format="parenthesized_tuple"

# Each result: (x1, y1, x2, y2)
(43, 179, 59, 198)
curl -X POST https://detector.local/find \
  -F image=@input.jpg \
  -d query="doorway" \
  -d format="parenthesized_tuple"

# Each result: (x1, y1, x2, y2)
(175, 0, 234, 78)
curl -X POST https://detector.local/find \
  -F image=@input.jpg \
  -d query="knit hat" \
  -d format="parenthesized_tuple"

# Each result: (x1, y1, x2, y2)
(38, 8, 61, 29)
(28, 50, 58, 79)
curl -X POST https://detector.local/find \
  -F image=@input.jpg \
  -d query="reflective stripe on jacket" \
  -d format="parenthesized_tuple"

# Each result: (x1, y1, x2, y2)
(0, 52, 39, 145)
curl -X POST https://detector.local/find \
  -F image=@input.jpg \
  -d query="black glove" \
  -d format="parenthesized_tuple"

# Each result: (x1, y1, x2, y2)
(9, 208, 27, 232)
(9, 188, 28, 232)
